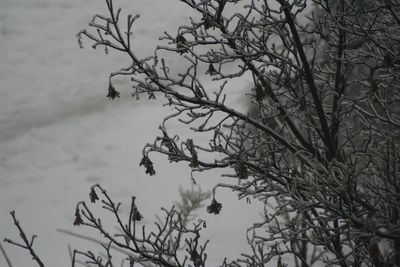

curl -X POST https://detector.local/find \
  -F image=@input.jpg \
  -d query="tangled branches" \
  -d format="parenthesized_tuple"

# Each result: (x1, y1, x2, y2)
(4, 0, 400, 266)
(75, 0, 400, 265)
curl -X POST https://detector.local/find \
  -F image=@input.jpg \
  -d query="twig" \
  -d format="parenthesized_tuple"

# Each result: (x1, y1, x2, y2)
(4, 211, 44, 267)
(0, 243, 13, 267)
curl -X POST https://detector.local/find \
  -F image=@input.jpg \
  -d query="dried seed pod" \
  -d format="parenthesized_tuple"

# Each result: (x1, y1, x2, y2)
(107, 83, 120, 99)
(73, 209, 83, 226)
(207, 198, 222, 214)
(139, 156, 156, 176)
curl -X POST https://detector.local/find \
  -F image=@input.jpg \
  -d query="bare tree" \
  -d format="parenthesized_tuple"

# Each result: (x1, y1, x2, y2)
(4, 0, 400, 266)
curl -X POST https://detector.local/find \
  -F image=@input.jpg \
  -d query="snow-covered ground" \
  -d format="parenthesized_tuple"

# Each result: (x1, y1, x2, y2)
(0, 0, 262, 266)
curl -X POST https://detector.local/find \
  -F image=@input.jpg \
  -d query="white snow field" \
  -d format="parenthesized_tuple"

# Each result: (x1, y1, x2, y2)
(0, 0, 263, 266)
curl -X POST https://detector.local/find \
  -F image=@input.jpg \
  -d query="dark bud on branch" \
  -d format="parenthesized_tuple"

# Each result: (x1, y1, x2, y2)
(132, 207, 143, 221)
(73, 209, 83, 226)
(89, 187, 99, 203)
(130, 196, 143, 221)
(205, 63, 217, 76)
(187, 139, 199, 168)
(176, 34, 188, 55)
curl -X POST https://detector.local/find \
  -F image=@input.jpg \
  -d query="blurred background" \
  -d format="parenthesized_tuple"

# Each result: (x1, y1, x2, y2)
(0, 0, 261, 265)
